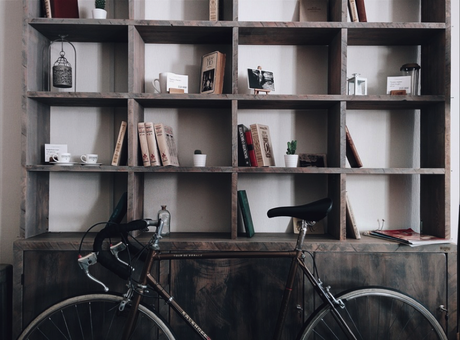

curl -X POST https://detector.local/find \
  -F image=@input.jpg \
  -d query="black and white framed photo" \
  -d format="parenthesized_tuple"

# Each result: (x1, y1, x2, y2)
(247, 68, 275, 92)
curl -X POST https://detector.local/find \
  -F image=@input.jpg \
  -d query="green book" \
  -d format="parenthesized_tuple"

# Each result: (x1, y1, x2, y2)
(237, 190, 255, 238)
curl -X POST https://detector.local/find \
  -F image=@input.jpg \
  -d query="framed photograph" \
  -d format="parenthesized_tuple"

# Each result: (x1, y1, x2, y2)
(299, 153, 327, 167)
(247, 68, 275, 91)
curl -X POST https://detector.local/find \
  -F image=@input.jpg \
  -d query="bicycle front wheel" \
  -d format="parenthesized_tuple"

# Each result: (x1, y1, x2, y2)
(18, 293, 176, 340)
(298, 287, 447, 340)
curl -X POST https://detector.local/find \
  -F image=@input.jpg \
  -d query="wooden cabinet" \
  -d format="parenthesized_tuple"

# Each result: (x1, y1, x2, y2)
(13, 235, 457, 339)
(17, 0, 454, 338)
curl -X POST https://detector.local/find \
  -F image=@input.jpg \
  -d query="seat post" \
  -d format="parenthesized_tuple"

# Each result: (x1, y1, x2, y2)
(296, 220, 314, 250)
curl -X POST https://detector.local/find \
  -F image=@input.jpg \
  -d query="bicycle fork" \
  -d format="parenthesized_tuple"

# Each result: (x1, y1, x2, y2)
(297, 256, 358, 340)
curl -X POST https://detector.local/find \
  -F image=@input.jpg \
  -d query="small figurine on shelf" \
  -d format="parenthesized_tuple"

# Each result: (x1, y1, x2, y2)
(193, 149, 207, 167)
(284, 140, 298, 168)
(93, 0, 107, 19)
(347, 73, 367, 95)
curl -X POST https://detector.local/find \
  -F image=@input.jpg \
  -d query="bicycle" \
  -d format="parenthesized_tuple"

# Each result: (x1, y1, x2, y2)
(17, 197, 448, 340)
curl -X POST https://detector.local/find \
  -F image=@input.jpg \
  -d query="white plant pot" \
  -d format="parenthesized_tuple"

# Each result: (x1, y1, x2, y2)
(193, 154, 207, 167)
(92, 8, 107, 19)
(284, 154, 298, 168)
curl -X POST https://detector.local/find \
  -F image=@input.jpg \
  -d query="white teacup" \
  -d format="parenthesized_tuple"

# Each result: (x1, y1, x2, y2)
(81, 153, 98, 164)
(153, 72, 172, 93)
(52, 152, 71, 163)
(153, 72, 188, 93)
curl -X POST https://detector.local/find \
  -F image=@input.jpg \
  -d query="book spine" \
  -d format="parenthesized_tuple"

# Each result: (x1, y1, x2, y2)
(43, 0, 52, 18)
(163, 125, 179, 166)
(209, 0, 218, 21)
(154, 123, 170, 166)
(138, 122, 151, 167)
(145, 122, 161, 166)
(245, 130, 258, 167)
(259, 124, 275, 166)
(237, 124, 251, 166)
(355, 0, 367, 22)
(348, 0, 359, 22)
(111, 121, 127, 166)
(250, 124, 264, 167)
(345, 126, 363, 168)
(345, 194, 361, 239)
(237, 190, 255, 238)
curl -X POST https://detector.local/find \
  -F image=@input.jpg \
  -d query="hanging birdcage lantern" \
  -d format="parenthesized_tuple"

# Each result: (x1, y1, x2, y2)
(48, 36, 77, 90)
(53, 50, 72, 88)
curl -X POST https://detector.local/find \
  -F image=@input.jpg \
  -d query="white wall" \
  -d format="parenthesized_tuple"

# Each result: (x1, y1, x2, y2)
(0, 0, 458, 263)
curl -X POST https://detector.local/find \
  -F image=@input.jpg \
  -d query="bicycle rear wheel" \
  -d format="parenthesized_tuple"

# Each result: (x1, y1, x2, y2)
(18, 293, 176, 340)
(298, 287, 447, 340)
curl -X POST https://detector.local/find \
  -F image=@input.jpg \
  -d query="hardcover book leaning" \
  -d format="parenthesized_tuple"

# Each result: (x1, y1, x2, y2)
(200, 51, 226, 94)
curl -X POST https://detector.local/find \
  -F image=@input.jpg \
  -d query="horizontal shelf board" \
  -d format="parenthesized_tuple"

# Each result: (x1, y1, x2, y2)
(29, 19, 129, 42)
(28, 20, 445, 46)
(135, 21, 234, 44)
(238, 167, 446, 175)
(346, 95, 445, 109)
(347, 23, 445, 45)
(27, 92, 130, 107)
(26, 165, 445, 175)
(27, 93, 444, 110)
(26, 165, 235, 173)
(15, 232, 455, 253)
(135, 94, 233, 108)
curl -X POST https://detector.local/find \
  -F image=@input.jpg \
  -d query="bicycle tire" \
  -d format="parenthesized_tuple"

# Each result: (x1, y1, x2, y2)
(17, 293, 176, 340)
(297, 287, 447, 340)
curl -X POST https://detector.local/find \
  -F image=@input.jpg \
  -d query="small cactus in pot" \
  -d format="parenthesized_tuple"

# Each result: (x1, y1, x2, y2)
(93, 0, 107, 18)
(95, 0, 106, 9)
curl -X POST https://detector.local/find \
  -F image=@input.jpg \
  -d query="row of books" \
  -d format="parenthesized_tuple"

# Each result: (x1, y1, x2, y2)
(348, 0, 367, 22)
(238, 124, 276, 167)
(110, 121, 179, 167)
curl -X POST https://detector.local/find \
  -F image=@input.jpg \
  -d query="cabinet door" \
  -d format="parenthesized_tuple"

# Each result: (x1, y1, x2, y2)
(311, 252, 448, 329)
(170, 257, 305, 340)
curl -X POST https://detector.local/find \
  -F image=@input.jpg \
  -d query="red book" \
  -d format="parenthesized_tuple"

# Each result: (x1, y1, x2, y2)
(244, 130, 258, 167)
(50, 0, 79, 18)
(355, 0, 367, 22)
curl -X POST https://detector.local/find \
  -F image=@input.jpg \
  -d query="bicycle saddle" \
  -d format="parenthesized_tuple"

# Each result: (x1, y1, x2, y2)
(267, 198, 332, 222)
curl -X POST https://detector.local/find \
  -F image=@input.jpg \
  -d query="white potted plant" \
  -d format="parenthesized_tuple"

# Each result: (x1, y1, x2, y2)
(284, 140, 298, 167)
(193, 149, 207, 167)
(92, 0, 107, 19)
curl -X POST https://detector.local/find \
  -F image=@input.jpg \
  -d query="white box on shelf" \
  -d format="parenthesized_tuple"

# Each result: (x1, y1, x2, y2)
(44, 144, 68, 163)
(387, 76, 411, 94)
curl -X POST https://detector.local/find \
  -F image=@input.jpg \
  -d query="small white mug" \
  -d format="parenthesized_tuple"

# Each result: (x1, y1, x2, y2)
(81, 153, 98, 164)
(52, 152, 71, 163)
(153, 72, 172, 93)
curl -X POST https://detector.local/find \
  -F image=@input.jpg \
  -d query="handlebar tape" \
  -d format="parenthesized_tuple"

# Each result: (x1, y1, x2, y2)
(93, 219, 151, 279)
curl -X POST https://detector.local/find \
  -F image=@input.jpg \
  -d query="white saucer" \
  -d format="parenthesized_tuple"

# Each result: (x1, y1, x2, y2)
(81, 163, 102, 166)
(52, 162, 76, 166)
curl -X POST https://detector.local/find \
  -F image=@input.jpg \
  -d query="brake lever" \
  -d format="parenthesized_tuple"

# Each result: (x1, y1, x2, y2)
(110, 242, 135, 271)
(78, 252, 109, 292)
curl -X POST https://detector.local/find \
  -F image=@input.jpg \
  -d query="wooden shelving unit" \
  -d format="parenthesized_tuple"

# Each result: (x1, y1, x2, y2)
(15, 0, 455, 338)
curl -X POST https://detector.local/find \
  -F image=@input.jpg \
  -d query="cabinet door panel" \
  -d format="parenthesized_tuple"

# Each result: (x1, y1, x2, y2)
(312, 252, 447, 324)
(170, 257, 304, 340)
